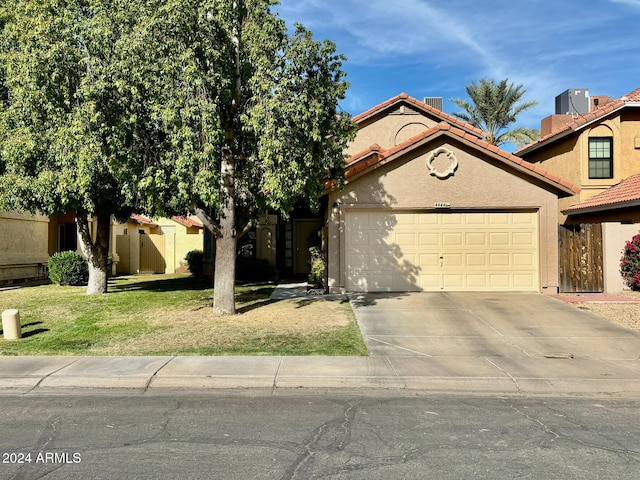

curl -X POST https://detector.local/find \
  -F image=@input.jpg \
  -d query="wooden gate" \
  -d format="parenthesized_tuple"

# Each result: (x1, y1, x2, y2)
(139, 234, 166, 273)
(558, 224, 604, 293)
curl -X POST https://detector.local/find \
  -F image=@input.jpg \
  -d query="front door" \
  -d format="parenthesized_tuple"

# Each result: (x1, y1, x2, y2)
(294, 219, 322, 275)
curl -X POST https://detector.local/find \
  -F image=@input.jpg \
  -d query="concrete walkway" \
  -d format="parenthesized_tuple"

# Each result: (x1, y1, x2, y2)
(1, 286, 639, 397)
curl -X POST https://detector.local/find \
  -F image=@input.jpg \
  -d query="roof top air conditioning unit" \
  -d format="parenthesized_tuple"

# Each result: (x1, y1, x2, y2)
(423, 97, 443, 111)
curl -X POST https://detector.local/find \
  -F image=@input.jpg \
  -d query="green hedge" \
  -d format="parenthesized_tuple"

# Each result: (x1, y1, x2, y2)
(185, 249, 204, 276)
(48, 251, 89, 286)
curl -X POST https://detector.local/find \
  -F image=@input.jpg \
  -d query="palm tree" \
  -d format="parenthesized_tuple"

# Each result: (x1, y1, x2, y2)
(450, 78, 540, 147)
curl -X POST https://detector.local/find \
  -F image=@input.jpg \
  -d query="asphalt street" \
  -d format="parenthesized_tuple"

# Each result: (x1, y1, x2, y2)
(1, 391, 639, 480)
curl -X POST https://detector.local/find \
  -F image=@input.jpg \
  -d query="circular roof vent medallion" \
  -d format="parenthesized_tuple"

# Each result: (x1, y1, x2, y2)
(426, 147, 458, 179)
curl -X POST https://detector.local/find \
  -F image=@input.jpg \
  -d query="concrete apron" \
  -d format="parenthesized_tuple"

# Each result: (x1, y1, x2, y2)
(348, 291, 640, 396)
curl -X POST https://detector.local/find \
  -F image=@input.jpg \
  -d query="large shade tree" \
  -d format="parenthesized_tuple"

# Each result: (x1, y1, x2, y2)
(136, 0, 355, 315)
(0, 0, 353, 308)
(0, 0, 158, 294)
(450, 78, 539, 147)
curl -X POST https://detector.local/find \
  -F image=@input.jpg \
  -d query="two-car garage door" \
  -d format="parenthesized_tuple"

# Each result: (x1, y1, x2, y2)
(345, 210, 539, 292)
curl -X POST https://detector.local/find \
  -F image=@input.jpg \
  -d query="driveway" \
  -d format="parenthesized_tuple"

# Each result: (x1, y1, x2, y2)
(349, 292, 640, 361)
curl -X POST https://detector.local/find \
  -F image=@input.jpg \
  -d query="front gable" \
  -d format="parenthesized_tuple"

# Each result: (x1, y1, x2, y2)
(346, 93, 484, 156)
(335, 132, 569, 216)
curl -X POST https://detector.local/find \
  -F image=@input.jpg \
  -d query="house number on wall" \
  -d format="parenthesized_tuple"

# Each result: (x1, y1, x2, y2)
(426, 147, 458, 179)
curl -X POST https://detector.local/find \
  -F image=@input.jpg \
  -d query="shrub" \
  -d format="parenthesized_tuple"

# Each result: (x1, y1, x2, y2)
(308, 246, 325, 290)
(185, 249, 204, 276)
(621, 233, 640, 290)
(48, 251, 89, 286)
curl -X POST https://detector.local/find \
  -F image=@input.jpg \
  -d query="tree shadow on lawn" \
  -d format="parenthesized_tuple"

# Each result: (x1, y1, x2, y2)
(235, 299, 277, 314)
(181, 285, 277, 313)
(109, 275, 213, 294)
(293, 298, 350, 308)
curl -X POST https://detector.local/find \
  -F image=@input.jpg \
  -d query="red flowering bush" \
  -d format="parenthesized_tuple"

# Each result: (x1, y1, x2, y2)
(620, 233, 640, 290)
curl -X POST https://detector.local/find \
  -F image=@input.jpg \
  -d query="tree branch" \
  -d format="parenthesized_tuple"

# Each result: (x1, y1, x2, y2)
(75, 213, 95, 259)
(237, 219, 255, 239)
(192, 205, 222, 238)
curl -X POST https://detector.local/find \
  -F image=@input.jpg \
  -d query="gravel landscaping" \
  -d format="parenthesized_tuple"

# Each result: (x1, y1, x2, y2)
(568, 291, 640, 333)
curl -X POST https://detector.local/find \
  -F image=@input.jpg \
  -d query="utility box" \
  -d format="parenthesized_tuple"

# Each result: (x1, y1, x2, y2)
(2, 309, 21, 340)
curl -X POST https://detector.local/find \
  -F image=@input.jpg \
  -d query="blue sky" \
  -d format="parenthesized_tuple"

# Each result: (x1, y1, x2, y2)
(277, 0, 640, 140)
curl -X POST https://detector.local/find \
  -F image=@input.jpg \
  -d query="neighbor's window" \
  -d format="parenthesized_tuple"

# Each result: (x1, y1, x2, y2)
(588, 137, 613, 179)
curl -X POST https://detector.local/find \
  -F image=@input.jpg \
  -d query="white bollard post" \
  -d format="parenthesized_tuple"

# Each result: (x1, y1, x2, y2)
(2, 309, 22, 340)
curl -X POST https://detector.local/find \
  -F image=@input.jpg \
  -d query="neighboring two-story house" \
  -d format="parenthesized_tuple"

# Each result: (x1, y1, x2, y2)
(516, 87, 640, 292)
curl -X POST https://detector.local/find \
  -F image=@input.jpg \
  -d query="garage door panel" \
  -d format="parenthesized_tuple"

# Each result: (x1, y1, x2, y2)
(465, 232, 486, 245)
(442, 233, 463, 246)
(442, 214, 463, 225)
(345, 210, 539, 292)
(419, 233, 439, 246)
(395, 233, 416, 245)
(513, 212, 536, 224)
(443, 274, 464, 288)
(513, 232, 535, 246)
(489, 232, 510, 245)
(489, 253, 510, 266)
(419, 253, 440, 266)
(489, 213, 510, 224)
(465, 253, 487, 266)
(467, 275, 488, 288)
(514, 253, 535, 267)
(514, 274, 536, 288)
(444, 253, 463, 267)
(489, 274, 511, 288)
(419, 274, 440, 288)
(464, 214, 486, 225)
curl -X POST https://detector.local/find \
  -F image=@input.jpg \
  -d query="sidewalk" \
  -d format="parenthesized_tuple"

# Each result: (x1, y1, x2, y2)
(1, 354, 639, 396)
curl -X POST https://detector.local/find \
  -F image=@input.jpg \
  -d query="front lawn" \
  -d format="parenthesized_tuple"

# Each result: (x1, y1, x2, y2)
(0, 275, 368, 356)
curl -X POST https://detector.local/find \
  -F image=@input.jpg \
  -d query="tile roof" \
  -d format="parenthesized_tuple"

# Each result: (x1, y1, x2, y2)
(563, 173, 640, 214)
(340, 121, 579, 195)
(352, 93, 486, 139)
(171, 216, 203, 229)
(515, 87, 640, 156)
(130, 214, 157, 227)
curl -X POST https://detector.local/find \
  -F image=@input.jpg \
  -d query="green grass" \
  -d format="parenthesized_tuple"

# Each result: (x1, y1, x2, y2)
(0, 274, 368, 356)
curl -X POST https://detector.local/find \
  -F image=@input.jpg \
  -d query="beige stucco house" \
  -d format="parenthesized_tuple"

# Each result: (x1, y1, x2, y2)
(515, 87, 640, 292)
(113, 214, 204, 275)
(0, 211, 205, 284)
(319, 94, 578, 294)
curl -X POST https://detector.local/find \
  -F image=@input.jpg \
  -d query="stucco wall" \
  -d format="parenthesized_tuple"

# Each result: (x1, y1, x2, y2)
(347, 107, 440, 156)
(326, 139, 561, 294)
(603, 222, 640, 292)
(523, 112, 640, 222)
(0, 211, 50, 283)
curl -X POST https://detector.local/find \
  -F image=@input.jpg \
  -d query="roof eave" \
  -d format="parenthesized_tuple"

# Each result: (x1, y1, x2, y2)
(516, 102, 635, 156)
(563, 198, 640, 216)
(448, 136, 579, 197)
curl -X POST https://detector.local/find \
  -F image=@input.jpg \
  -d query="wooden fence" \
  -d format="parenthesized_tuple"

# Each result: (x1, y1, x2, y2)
(558, 223, 604, 293)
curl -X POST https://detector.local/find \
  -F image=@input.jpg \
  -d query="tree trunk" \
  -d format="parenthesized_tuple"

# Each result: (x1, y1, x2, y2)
(76, 214, 110, 295)
(213, 229, 236, 316)
(213, 154, 237, 315)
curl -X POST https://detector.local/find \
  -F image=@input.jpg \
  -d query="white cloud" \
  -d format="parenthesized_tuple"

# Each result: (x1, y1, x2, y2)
(278, 0, 639, 126)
